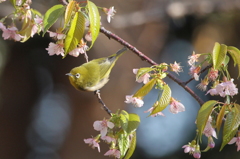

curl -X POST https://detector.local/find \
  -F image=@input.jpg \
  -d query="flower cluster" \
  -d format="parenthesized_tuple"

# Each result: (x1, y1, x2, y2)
(188, 52, 201, 81)
(182, 117, 217, 159)
(125, 67, 185, 117)
(0, 2, 116, 59)
(0, 0, 42, 42)
(84, 119, 121, 158)
(182, 140, 201, 159)
(206, 78, 238, 97)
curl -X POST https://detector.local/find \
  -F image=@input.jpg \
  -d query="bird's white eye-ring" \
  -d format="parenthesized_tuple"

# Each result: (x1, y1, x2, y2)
(75, 73, 80, 78)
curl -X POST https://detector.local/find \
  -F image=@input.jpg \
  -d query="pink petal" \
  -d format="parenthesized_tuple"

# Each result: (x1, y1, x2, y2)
(228, 137, 237, 144)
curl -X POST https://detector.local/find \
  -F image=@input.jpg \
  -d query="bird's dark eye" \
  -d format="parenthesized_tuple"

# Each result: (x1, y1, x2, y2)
(75, 73, 80, 78)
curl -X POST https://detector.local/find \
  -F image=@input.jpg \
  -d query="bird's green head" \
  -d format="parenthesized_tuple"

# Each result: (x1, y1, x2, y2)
(66, 66, 87, 91)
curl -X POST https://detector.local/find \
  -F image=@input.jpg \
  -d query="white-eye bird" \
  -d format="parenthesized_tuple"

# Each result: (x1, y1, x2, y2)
(66, 47, 128, 91)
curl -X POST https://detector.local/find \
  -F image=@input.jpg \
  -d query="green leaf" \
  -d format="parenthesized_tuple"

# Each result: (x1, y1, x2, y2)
(10, 0, 16, 8)
(135, 67, 153, 80)
(196, 100, 217, 142)
(120, 110, 129, 132)
(43, 4, 65, 36)
(151, 84, 171, 115)
(216, 105, 226, 133)
(212, 42, 227, 69)
(232, 104, 240, 131)
(18, 17, 32, 42)
(220, 109, 238, 151)
(212, 42, 220, 68)
(120, 111, 140, 134)
(126, 114, 140, 134)
(227, 46, 240, 78)
(133, 78, 156, 98)
(87, 1, 100, 49)
(124, 131, 137, 159)
(118, 131, 130, 158)
(64, 11, 85, 57)
(222, 55, 230, 68)
(64, 1, 77, 29)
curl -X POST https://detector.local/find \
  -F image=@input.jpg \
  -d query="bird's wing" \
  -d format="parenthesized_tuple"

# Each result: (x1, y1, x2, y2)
(98, 58, 115, 80)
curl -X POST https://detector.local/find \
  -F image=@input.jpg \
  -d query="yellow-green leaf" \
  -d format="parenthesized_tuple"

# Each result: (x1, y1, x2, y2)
(216, 105, 226, 133)
(87, 1, 100, 49)
(120, 110, 129, 132)
(64, 1, 77, 29)
(124, 131, 137, 159)
(18, 17, 32, 42)
(126, 114, 140, 134)
(220, 111, 238, 151)
(118, 131, 130, 158)
(212, 42, 227, 69)
(136, 67, 153, 80)
(151, 84, 171, 115)
(212, 42, 220, 68)
(43, 4, 65, 36)
(133, 78, 156, 98)
(10, 0, 16, 8)
(227, 46, 240, 78)
(232, 104, 240, 131)
(196, 100, 217, 142)
(64, 11, 85, 57)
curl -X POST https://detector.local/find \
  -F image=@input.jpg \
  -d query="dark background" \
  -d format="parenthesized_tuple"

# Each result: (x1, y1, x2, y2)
(0, 0, 240, 159)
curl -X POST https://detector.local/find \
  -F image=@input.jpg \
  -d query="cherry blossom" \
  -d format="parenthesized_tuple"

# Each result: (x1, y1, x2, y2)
(133, 69, 150, 84)
(85, 32, 92, 42)
(101, 136, 116, 144)
(188, 51, 200, 66)
(125, 95, 144, 107)
(45, 42, 64, 56)
(193, 151, 201, 159)
(196, 78, 209, 91)
(206, 78, 238, 97)
(103, 6, 116, 23)
(144, 107, 165, 117)
(208, 68, 218, 81)
(93, 119, 114, 137)
(169, 98, 185, 114)
(34, 15, 43, 25)
(208, 137, 215, 148)
(189, 66, 200, 81)
(78, 41, 89, 54)
(170, 61, 183, 75)
(182, 144, 195, 153)
(192, 145, 201, 159)
(48, 31, 66, 40)
(69, 41, 89, 58)
(84, 137, 100, 152)
(228, 136, 240, 151)
(104, 149, 120, 159)
(69, 47, 81, 57)
(203, 116, 217, 139)
(0, 22, 6, 30)
(2, 26, 23, 41)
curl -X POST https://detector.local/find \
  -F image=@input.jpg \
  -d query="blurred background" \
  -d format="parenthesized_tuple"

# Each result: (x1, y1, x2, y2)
(0, 0, 240, 159)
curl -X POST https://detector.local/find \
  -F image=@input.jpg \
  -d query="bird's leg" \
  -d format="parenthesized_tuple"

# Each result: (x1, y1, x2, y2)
(94, 90, 112, 116)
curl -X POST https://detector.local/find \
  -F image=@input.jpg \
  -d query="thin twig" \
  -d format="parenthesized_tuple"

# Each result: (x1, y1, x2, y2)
(100, 27, 205, 106)
(94, 90, 112, 116)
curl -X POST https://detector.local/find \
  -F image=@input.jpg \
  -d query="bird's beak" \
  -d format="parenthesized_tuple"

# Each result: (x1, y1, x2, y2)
(66, 73, 73, 77)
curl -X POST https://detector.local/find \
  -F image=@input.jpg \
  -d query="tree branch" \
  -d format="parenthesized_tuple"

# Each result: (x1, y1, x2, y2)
(100, 27, 205, 106)
(94, 90, 112, 116)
